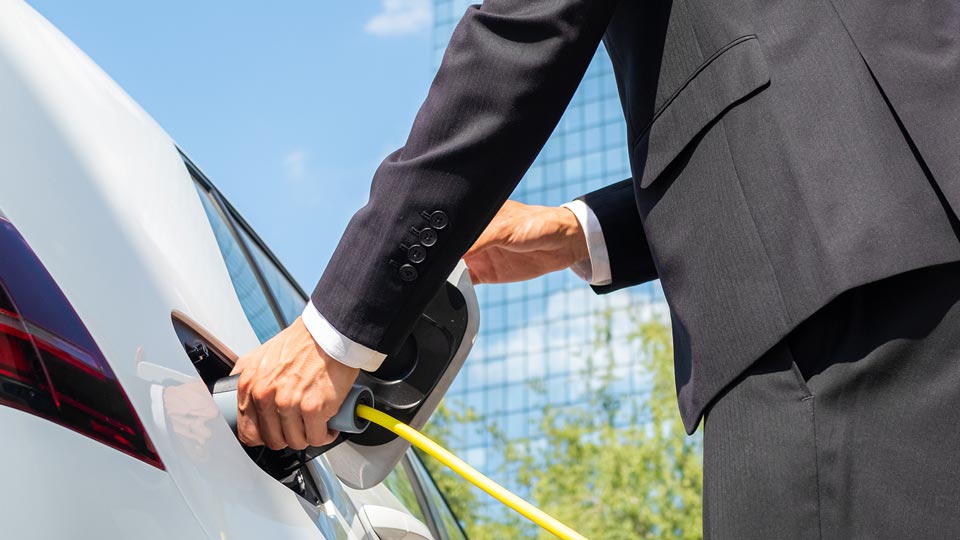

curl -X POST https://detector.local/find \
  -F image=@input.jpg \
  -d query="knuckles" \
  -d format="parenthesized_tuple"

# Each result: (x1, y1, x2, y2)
(236, 419, 261, 447)
(251, 383, 276, 407)
(274, 393, 300, 413)
(265, 439, 286, 451)
(300, 396, 323, 417)
(320, 402, 341, 420)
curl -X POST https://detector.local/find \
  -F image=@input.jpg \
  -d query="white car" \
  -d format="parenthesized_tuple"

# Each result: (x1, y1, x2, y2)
(0, 1, 471, 538)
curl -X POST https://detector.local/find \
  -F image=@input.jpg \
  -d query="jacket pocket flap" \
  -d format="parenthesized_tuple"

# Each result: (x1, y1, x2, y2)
(636, 35, 770, 188)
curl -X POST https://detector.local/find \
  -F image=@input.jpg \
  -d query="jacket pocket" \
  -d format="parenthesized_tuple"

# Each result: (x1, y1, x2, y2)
(635, 35, 770, 188)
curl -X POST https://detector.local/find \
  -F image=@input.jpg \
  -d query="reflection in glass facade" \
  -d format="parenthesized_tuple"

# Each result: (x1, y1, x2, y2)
(432, 0, 668, 520)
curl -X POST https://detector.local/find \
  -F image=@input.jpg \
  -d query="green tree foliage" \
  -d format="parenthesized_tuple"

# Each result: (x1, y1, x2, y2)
(421, 313, 702, 539)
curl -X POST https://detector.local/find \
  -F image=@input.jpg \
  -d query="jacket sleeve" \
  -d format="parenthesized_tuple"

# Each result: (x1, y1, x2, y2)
(578, 178, 659, 294)
(311, 0, 621, 355)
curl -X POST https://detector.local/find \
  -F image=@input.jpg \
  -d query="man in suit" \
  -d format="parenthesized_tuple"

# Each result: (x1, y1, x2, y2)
(231, 0, 960, 536)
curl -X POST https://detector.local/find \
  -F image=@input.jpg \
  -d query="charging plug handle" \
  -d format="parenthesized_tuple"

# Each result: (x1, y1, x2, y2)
(212, 374, 374, 435)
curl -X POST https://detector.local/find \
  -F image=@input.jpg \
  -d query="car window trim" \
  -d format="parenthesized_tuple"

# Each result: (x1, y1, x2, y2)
(194, 178, 288, 327)
(400, 454, 445, 540)
(181, 150, 309, 331)
(404, 451, 471, 540)
(180, 150, 309, 302)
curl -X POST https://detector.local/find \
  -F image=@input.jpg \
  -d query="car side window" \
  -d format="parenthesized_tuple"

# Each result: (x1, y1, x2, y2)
(235, 225, 306, 325)
(194, 184, 282, 341)
(383, 465, 430, 525)
(407, 453, 469, 540)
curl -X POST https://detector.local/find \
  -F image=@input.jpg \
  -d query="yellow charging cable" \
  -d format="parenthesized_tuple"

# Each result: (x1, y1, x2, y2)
(355, 404, 589, 540)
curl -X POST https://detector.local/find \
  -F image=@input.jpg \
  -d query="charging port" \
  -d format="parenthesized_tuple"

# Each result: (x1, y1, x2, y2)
(172, 317, 324, 504)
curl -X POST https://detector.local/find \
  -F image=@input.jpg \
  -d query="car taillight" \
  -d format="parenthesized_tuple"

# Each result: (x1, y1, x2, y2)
(0, 217, 163, 469)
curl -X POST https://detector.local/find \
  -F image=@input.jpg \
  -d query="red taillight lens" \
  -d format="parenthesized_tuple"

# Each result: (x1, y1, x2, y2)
(0, 218, 163, 469)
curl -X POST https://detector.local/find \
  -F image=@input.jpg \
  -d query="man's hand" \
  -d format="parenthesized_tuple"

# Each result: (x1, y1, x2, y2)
(465, 200, 589, 284)
(231, 317, 359, 451)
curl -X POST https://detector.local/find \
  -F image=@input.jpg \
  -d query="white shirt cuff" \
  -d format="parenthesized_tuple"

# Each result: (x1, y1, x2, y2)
(301, 301, 387, 372)
(561, 200, 612, 286)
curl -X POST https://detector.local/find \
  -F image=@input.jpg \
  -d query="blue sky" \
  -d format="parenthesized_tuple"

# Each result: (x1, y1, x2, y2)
(27, 0, 436, 289)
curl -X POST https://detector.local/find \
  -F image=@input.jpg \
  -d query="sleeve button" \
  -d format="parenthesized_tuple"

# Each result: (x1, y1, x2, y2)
(398, 264, 418, 281)
(429, 211, 449, 230)
(419, 228, 438, 247)
(407, 245, 427, 263)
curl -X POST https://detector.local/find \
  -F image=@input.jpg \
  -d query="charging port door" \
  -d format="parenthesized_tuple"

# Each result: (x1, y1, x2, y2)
(328, 261, 479, 489)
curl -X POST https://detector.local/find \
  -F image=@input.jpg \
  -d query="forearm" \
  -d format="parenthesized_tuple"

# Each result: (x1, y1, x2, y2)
(312, 0, 620, 358)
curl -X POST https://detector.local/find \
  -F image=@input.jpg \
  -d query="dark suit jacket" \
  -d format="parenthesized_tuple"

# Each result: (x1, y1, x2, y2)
(313, 0, 960, 432)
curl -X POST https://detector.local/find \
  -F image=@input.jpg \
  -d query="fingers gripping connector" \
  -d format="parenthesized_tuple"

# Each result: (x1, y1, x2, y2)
(211, 374, 374, 435)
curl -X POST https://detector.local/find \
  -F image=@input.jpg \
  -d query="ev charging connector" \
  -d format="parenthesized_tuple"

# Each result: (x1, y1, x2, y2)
(215, 261, 479, 489)
(212, 376, 374, 434)
(212, 262, 590, 540)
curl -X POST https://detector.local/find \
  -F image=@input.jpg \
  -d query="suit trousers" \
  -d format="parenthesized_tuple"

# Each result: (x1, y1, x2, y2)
(702, 262, 960, 540)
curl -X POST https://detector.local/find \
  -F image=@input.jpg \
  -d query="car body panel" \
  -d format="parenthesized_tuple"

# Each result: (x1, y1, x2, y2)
(0, 2, 434, 539)
(0, 406, 208, 539)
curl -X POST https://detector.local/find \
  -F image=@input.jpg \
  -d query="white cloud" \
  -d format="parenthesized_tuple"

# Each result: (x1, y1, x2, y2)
(282, 148, 308, 182)
(365, 0, 432, 37)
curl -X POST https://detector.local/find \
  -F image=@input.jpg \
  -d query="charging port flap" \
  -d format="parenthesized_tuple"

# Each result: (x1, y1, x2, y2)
(327, 261, 479, 489)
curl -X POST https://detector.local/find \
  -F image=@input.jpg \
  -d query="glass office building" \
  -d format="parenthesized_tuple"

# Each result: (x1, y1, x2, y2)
(432, 1, 669, 519)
